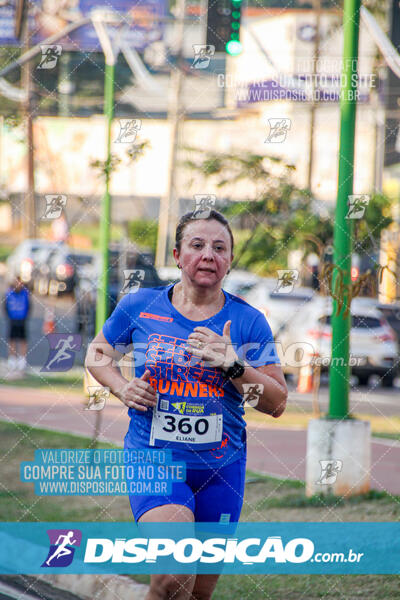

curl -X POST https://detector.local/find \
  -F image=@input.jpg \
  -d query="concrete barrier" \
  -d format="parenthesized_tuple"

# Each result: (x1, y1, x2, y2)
(306, 417, 371, 497)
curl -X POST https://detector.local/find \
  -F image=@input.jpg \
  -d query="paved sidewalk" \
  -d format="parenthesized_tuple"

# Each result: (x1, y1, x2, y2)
(0, 385, 399, 495)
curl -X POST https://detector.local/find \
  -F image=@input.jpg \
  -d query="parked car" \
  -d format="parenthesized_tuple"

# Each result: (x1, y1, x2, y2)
(6, 239, 57, 288)
(31, 243, 66, 295)
(377, 302, 400, 347)
(278, 297, 398, 386)
(47, 248, 96, 295)
(245, 279, 315, 334)
(157, 265, 181, 284)
(75, 245, 163, 337)
(222, 270, 261, 300)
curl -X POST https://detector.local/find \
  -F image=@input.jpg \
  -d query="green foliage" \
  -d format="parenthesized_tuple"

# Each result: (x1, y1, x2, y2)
(353, 193, 393, 254)
(184, 148, 314, 274)
(0, 244, 14, 262)
(90, 142, 150, 181)
(184, 148, 394, 275)
(128, 219, 158, 253)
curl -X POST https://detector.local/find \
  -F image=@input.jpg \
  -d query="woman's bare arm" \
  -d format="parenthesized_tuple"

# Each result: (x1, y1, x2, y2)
(85, 331, 157, 412)
(229, 363, 288, 418)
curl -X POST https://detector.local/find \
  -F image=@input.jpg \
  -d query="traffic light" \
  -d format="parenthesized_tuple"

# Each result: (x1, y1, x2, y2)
(206, 0, 243, 55)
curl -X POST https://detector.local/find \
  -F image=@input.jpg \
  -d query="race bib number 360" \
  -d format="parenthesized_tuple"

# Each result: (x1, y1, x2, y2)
(150, 409, 223, 450)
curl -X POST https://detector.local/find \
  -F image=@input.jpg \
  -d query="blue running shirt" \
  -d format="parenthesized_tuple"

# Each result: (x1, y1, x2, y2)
(103, 283, 280, 469)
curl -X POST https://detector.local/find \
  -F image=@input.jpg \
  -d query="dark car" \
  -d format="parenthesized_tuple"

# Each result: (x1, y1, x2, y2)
(47, 248, 96, 295)
(75, 244, 164, 338)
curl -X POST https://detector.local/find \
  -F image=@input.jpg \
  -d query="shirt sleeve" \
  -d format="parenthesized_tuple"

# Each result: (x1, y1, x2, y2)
(102, 293, 136, 349)
(238, 311, 281, 367)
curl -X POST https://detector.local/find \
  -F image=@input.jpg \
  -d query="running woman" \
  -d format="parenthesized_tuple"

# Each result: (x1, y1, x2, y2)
(86, 209, 287, 600)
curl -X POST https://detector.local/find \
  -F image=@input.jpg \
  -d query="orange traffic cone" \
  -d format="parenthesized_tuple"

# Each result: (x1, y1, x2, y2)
(43, 307, 56, 335)
(297, 360, 314, 393)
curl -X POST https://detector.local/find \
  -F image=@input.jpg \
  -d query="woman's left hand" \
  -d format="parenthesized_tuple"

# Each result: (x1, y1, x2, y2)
(185, 320, 238, 370)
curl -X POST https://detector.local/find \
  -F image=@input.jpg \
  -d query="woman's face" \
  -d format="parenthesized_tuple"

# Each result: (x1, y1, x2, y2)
(174, 219, 233, 287)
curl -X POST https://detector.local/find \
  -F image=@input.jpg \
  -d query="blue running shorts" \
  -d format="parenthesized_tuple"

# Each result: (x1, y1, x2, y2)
(126, 456, 247, 523)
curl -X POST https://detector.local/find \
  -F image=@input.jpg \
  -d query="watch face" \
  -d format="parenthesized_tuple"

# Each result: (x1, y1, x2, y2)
(228, 360, 245, 379)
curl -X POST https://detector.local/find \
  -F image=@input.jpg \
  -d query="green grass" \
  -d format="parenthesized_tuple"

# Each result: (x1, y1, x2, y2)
(130, 573, 400, 599)
(0, 373, 84, 391)
(372, 432, 400, 442)
(1, 421, 399, 599)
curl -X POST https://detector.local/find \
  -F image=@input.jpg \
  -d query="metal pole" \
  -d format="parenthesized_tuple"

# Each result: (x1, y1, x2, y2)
(96, 60, 115, 334)
(373, 68, 385, 193)
(328, 0, 361, 419)
(155, 0, 186, 267)
(22, 15, 36, 239)
(307, 0, 321, 191)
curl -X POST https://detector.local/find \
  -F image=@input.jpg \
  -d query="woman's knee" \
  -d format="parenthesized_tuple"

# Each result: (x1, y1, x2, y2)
(149, 573, 196, 599)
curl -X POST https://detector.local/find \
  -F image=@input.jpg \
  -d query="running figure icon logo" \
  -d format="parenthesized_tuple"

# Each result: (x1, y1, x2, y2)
(276, 269, 299, 294)
(241, 383, 263, 408)
(191, 45, 215, 69)
(41, 334, 82, 372)
(345, 195, 370, 219)
(316, 460, 343, 485)
(265, 118, 291, 143)
(193, 194, 216, 219)
(86, 386, 110, 411)
(41, 529, 82, 568)
(121, 269, 145, 294)
(114, 119, 142, 143)
(37, 45, 62, 70)
(42, 195, 67, 220)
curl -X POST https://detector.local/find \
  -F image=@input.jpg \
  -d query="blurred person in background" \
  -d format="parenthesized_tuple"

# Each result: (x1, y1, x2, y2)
(4, 277, 31, 376)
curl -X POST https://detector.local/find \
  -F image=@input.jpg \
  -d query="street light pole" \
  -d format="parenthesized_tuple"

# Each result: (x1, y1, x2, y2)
(328, 0, 361, 418)
(155, 0, 186, 268)
(22, 8, 36, 239)
(95, 60, 115, 334)
(91, 12, 120, 334)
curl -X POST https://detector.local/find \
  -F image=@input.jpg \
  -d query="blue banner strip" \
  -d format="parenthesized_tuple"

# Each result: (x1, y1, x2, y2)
(0, 522, 399, 574)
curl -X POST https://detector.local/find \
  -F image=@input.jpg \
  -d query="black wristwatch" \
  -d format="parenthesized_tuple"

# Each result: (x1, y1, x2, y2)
(222, 358, 245, 379)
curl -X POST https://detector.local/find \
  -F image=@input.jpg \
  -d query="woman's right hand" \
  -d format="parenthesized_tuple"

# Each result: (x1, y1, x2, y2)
(114, 369, 158, 412)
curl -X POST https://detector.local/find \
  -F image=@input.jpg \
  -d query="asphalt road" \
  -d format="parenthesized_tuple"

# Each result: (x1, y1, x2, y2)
(0, 385, 398, 494)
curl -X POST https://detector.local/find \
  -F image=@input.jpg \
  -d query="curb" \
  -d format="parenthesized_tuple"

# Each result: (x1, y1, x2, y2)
(36, 574, 148, 600)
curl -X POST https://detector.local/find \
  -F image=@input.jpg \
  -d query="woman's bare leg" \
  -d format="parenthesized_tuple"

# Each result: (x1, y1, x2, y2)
(139, 504, 196, 600)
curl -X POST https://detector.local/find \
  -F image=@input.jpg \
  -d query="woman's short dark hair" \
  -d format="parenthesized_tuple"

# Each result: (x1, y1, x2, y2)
(174, 209, 234, 255)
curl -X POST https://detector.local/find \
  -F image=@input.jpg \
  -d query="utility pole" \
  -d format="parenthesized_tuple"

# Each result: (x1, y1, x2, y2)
(155, 0, 186, 268)
(20, 1, 36, 238)
(307, 0, 321, 191)
(329, 0, 361, 418)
